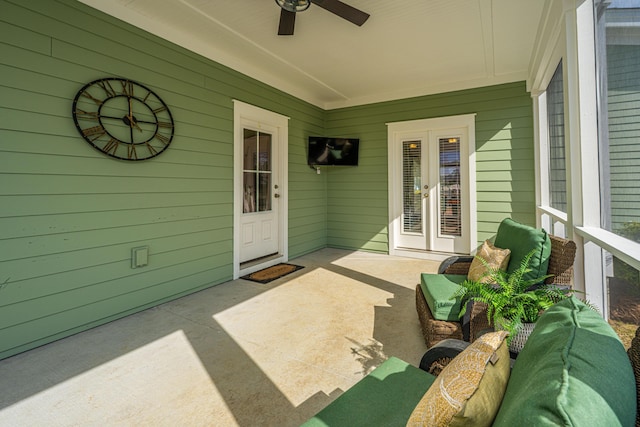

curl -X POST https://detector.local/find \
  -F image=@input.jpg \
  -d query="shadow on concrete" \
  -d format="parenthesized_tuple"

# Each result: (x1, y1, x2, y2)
(0, 248, 431, 426)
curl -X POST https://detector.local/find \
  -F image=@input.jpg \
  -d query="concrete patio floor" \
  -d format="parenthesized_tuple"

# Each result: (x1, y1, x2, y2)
(0, 248, 441, 426)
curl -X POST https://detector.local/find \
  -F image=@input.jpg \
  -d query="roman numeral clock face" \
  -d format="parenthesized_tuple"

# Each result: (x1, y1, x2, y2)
(72, 78, 174, 160)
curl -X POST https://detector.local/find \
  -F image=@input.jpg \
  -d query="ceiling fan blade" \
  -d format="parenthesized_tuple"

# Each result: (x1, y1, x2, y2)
(278, 9, 296, 35)
(310, 0, 369, 26)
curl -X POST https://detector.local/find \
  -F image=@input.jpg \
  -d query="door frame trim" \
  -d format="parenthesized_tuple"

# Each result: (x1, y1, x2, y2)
(233, 100, 289, 279)
(386, 113, 477, 258)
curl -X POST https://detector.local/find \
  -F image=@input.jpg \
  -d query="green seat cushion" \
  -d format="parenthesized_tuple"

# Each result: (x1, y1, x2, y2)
(302, 357, 436, 427)
(493, 297, 637, 426)
(420, 273, 467, 321)
(494, 218, 552, 283)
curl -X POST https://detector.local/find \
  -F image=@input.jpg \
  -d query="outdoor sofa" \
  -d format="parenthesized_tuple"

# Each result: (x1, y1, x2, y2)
(302, 297, 638, 426)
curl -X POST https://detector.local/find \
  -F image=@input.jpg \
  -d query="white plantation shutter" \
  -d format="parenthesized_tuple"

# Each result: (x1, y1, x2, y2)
(439, 137, 462, 237)
(402, 140, 422, 234)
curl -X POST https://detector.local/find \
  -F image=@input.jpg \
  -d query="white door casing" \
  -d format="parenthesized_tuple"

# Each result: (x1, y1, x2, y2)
(233, 101, 289, 279)
(387, 114, 477, 258)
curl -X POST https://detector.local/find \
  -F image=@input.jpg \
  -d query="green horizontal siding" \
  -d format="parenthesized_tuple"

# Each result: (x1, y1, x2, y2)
(325, 82, 535, 252)
(0, 0, 326, 359)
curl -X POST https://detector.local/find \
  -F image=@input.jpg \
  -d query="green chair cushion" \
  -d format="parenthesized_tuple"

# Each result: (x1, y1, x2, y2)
(302, 357, 436, 427)
(420, 273, 467, 321)
(493, 297, 637, 426)
(494, 218, 552, 283)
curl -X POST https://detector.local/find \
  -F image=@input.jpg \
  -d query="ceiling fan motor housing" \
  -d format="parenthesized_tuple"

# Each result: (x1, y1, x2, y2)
(276, 0, 310, 13)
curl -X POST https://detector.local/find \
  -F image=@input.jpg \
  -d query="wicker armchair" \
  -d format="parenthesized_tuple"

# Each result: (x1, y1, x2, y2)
(415, 234, 577, 348)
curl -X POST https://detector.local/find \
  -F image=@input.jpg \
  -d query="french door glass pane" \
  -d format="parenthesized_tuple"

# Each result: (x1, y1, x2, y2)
(402, 141, 422, 234)
(439, 137, 461, 237)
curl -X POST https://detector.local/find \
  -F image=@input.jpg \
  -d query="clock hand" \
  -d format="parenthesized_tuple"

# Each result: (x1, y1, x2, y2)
(129, 115, 143, 132)
(124, 96, 143, 132)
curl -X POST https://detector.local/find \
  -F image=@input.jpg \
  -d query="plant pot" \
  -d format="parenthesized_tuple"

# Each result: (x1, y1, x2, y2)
(495, 321, 537, 354)
(508, 323, 536, 353)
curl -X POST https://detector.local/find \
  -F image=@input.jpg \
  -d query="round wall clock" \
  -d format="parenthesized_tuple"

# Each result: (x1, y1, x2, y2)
(72, 77, 174, 161)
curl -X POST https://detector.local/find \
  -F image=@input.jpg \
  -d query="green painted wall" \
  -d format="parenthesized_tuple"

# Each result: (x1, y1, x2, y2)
(324, 82, 535, 251)
(0, 0, 326, 359)
(606, 44, 640, 230)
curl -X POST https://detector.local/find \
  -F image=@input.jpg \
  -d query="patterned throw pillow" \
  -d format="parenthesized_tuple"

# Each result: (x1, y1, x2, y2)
(406, 331, 510, 427)
(467, 240, 511, 283)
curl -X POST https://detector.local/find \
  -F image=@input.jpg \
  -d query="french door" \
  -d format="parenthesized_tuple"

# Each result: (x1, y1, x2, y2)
(388, 115, 476, 256)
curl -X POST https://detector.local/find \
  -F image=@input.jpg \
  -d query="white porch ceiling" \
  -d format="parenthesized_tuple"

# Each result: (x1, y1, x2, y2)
(78, 0, 545, 109)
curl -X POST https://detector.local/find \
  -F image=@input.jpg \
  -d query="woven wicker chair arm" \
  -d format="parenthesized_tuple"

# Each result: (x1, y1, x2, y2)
(438, 256, 474, 274)
(467, 300, 492, 342)
(419, 339, 470, 374)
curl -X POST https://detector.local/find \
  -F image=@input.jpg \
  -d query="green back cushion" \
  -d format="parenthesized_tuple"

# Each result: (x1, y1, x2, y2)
(493, 297, 637, 426)
(493, 218, 551, 283)
(302, 357, 436, 427)
(420, 273, 467, 321)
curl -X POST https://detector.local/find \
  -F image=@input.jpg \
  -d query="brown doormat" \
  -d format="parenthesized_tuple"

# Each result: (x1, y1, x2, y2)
(241, 263, 304, 284)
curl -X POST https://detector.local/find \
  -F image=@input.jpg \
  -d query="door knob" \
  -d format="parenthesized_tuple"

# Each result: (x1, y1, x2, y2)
(274, 194, 280, 198)
(423, 193, 429, 198)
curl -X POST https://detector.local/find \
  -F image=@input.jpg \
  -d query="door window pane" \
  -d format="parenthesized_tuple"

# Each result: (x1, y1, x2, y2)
(259, 173, 271, 211)
(439, 137, 461, 237)
(242, 129, 272, 213)
(402, 141, 422, 234)
(259, 134, 271, 171)
(243, 129, 257, 170)
(243, 172, 256, 213)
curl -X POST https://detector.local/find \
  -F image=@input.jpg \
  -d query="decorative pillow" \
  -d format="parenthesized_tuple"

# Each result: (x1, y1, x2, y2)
(406, 331, 510, 427)
(467, 240, 511, 283)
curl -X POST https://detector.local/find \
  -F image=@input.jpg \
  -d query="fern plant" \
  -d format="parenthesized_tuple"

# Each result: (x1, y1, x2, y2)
(452, 249, 574, 342)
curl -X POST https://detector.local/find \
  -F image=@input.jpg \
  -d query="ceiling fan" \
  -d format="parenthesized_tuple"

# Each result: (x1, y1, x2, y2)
(275, 0, 370, 36)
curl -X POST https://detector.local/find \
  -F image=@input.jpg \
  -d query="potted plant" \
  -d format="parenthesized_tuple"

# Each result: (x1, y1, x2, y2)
(452, 249, 575, 353)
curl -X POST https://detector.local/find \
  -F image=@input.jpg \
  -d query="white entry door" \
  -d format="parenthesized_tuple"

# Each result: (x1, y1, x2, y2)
(234, 101, 289, 277)
(388, 115, 476, 256)
(240, 125, 279, 262)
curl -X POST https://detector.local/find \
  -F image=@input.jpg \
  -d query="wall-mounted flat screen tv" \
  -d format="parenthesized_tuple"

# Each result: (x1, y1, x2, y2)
(307, 137, 359, 166)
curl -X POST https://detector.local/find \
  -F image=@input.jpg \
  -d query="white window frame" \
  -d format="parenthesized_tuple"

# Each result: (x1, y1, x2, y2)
(531, 0, 640, 317)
